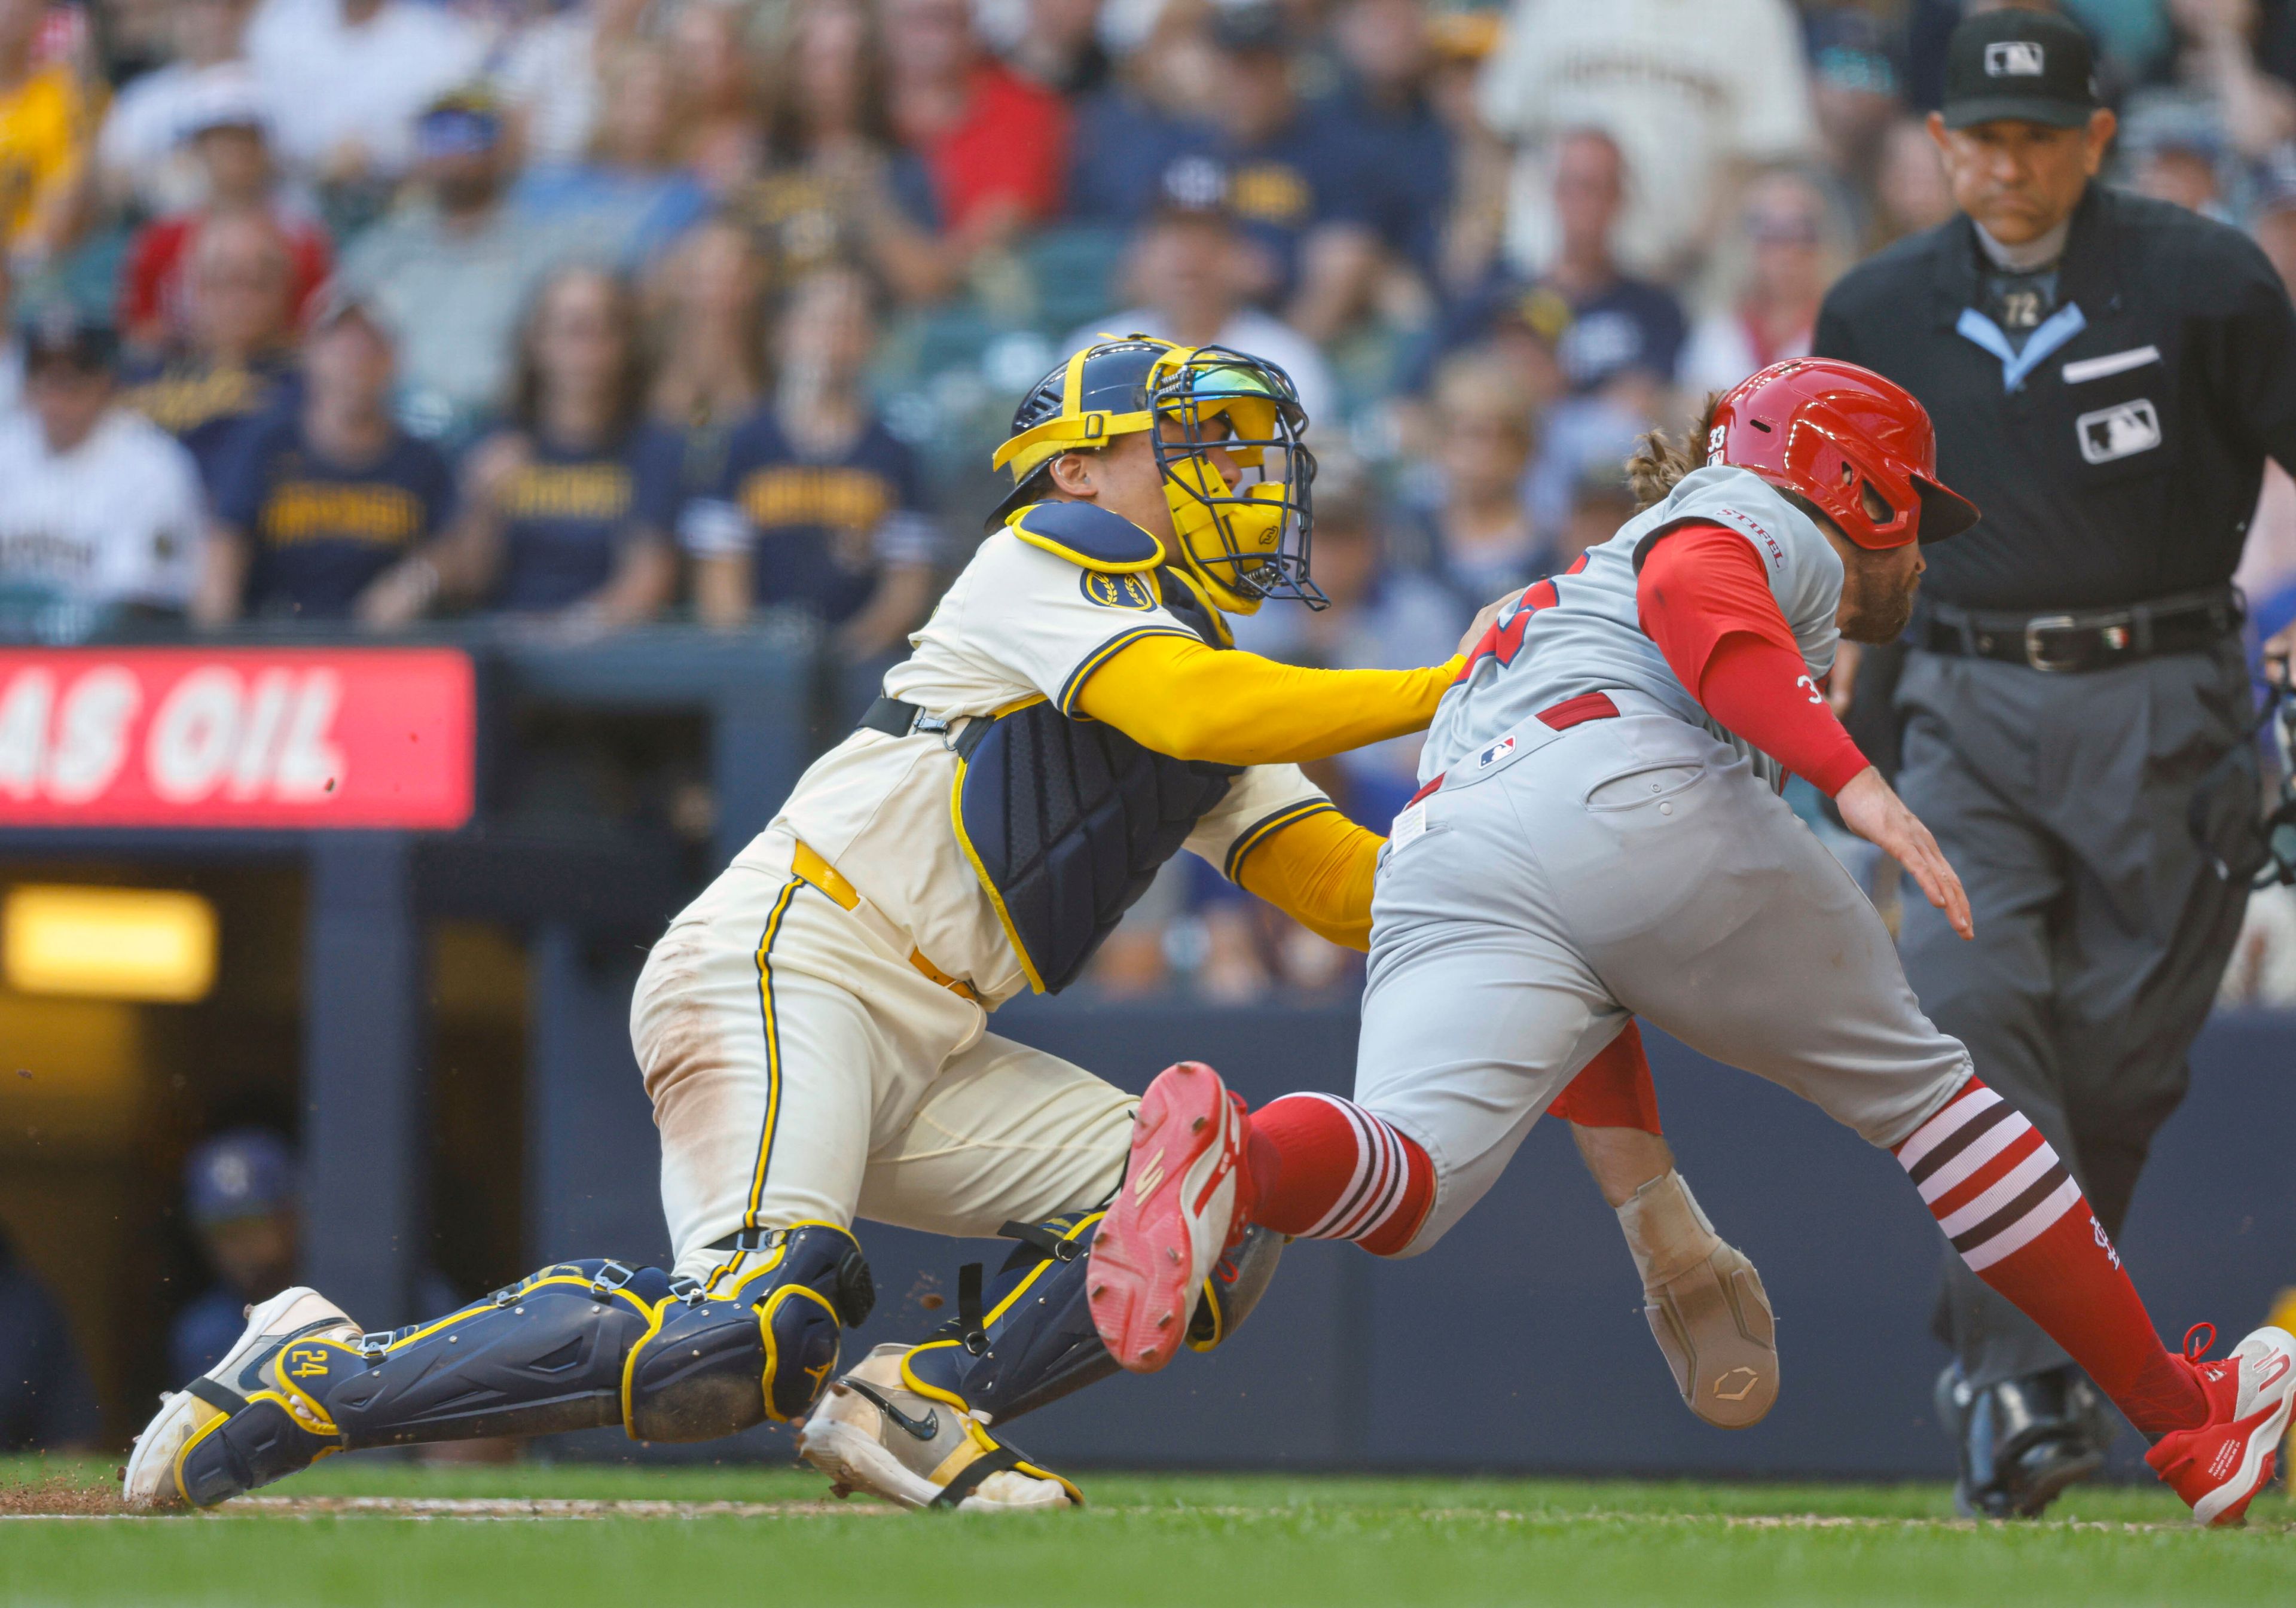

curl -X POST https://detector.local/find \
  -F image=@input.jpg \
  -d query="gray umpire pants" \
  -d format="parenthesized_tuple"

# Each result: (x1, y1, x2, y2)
(1894, 639, 2255, 1392)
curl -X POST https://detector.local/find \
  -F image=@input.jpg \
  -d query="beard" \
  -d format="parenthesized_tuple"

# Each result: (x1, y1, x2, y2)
(1839, 564, 1919, 645)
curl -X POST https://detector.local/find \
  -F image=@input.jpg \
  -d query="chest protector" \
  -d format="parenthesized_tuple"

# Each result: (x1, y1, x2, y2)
(952, 566, 1236, 994)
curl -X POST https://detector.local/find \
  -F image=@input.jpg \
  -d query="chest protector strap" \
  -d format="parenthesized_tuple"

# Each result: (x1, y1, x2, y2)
(948, 566, 1235, 994)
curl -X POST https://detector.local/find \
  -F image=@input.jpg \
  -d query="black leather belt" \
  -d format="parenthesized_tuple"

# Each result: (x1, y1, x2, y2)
(1915, 587, 2242, 673)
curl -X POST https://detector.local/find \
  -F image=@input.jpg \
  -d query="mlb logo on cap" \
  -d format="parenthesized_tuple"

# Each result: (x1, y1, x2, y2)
(1943, 11, 2097, 129)
(1985, 41, 2045, 77)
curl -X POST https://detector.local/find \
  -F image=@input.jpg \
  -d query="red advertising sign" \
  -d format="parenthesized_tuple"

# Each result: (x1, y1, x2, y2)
(0, 649, 475, 829)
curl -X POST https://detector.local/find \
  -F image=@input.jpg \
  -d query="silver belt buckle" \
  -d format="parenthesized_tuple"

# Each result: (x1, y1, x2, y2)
(2022, 614, 2083, 672)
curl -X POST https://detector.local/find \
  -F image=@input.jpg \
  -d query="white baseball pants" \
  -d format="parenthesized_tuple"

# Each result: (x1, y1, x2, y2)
(630, 831, 1136, 1286)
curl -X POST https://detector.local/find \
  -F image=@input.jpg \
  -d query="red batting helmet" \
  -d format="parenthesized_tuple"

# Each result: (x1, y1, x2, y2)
(1705, 358, 1980, 550)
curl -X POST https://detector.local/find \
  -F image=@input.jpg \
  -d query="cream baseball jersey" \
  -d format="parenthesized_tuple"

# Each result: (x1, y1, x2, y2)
(1421, 466, 1845, 790)
(765, 525, 1327, 1006)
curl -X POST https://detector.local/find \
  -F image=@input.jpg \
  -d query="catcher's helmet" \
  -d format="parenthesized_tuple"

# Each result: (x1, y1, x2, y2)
(1705, 358, 1980, 550)
(989, 335, 1321, 611)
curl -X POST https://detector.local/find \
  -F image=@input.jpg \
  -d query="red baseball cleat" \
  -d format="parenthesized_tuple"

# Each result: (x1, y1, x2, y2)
(1087, 1061, 1247, 1375)
(2145, 1323, 2296, 1526)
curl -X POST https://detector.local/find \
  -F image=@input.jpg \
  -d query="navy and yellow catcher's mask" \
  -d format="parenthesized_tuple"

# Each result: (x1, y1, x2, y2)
(989, 336, 1321, 613)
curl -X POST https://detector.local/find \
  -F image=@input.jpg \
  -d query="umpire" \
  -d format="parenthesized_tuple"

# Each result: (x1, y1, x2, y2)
(1815, 8, 2296, 1518)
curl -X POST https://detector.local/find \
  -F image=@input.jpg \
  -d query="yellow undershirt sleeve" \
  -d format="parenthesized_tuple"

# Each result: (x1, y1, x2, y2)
(1230, 806, 1382, 951)
(1071, 634, 1465, 767)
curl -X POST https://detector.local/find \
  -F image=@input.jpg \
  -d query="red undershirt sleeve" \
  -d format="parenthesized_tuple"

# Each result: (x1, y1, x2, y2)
(1636, 522, 1872, 798)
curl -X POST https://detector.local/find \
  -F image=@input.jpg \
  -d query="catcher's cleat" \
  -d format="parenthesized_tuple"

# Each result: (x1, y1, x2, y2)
(1617, 1171, 1779, 1429)
(799, 1212, 1281, 1512)
(797, 1345, 1080, 1513)
(121, 1286, 362, 1510)
(1088, 1061, 1247, 1374)
(2145, 1323, 2296, 1527)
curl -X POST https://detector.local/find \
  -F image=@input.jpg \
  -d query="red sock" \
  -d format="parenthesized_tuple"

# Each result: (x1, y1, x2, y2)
(1895, 1079, 2205, 1436)
(1245, 1093, 1433, 1257)
(1545, 1022, 1663, 1134)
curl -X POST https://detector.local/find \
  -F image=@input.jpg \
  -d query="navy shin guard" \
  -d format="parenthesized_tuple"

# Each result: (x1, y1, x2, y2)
(326, 1229, 873, 1450)
(172, 1234, 879, 1506)
(1185, 1222, 1284, 1353)
(902, 1216, 1283, 1424)
(903, 1213, 1113, 1423)
(327, 1261, 670, 1446)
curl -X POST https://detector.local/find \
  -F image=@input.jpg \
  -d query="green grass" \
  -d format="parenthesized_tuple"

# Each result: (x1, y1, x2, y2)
(3, 1456, 2291, 1607)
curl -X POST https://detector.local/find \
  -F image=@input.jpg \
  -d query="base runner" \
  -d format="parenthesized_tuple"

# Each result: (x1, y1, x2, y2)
(1091, 358, 2296, 1525)
(122, 338, 1772, 1514)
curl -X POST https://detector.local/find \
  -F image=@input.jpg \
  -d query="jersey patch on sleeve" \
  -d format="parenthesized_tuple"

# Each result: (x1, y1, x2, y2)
(1717, 507, 1789, 572)
(1080, 569, 1158, 609)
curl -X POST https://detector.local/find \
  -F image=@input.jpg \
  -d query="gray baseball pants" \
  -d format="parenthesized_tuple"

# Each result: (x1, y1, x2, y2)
(1356, 694, 1974, 1254)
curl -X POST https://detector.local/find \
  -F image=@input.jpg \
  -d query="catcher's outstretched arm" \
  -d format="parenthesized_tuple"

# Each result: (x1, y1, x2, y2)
(1074, 633, 1462, 768)
(1226, 805, 1380, 951)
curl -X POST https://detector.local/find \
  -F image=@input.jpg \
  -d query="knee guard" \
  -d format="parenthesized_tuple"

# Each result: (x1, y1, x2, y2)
(325, 1259, 673, 1447)
(900, 1216, 1283, 1425)
(625, 1222, 874, 1441)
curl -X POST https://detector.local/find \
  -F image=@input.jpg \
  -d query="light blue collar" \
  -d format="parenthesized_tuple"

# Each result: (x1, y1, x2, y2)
(1955, 303, 2087, 393)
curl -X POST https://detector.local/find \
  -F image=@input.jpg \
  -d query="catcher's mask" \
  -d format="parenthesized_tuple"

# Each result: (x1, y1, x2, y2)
(989, 335, 1322, 613)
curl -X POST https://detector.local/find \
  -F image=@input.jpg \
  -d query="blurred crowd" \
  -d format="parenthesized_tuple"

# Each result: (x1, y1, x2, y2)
(4, 0, 2296, 999)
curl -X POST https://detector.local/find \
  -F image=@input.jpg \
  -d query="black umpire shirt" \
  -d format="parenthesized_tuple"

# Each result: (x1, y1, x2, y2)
(1813, 184, 2296, 613)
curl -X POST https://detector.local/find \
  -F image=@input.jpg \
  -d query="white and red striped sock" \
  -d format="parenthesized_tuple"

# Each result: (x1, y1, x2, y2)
(1896, 1078, 2205, 1436)
(1246, 1093, 1433, 1258)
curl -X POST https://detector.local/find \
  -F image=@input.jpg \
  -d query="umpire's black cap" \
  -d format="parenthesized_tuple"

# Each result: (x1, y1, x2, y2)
(1941, 10, 2102, 130)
